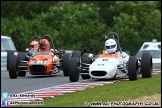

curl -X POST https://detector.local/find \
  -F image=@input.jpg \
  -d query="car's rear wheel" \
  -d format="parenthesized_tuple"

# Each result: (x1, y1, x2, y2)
(9, 55, 18, 79)
(81, 53, 91, 79)
(62, 53, 71, 76)
(72, 50, 81, 60)
(141, 53, 152, 78)
(7, 50, 14, 71)
(17, 52, 26, 77)
(128, 56, 138, 80)
(69, 57, 80, 82)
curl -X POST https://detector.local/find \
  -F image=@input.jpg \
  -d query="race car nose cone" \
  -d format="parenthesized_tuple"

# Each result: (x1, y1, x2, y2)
(89, 63, 117, 79)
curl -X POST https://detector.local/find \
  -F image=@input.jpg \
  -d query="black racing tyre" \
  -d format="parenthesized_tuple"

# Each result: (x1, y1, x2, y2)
(81, 53, 91, 79)
(141, 53, 152, 78)
(17, 52, 26, 77)
(69, 57, 80, 82)
(128, 56, 138, 81)
(72, 50, 81, 60)
(17, 52, 26, 61)
(62, 53, 71, 76)
(8, 55, 18, 79)
(7, 50, 14, 71)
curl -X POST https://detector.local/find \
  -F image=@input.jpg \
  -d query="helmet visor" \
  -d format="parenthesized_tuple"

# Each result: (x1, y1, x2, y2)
(30, 45, 34, 48)
(40, 43, 48, 50)
(106, 45, 116, 49)
(31, 44, 38, 48)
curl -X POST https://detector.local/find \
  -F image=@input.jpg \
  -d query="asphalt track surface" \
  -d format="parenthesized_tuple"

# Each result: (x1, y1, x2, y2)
(1, 68, 161, 95)
(1, 70, 88, 94)
(1, 68, 161, 107)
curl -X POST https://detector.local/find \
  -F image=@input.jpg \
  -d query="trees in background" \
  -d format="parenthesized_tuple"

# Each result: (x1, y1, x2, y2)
(1, 1, 161, 55)
(111, 1, 161, 54)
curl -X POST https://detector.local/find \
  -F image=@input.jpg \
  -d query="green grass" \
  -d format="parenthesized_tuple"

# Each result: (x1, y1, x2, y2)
(15, 73, 161, 107)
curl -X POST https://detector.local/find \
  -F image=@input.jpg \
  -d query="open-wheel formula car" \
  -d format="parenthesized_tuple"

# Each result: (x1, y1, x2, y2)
(8, 35, 69, 79)
(6, 35, 41, 71)
(68, 32, 153, 82)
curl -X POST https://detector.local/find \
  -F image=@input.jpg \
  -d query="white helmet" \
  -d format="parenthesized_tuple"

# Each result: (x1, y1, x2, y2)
(105, 39, 117, 54)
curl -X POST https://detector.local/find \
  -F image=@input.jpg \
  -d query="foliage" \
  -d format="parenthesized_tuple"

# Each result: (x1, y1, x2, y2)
(34, 1, 107, 54)
(1, 16, 56, 51)
(1, 1, 161, 55)
(1, 1, 58, 20)
(110, 1, 161, 55)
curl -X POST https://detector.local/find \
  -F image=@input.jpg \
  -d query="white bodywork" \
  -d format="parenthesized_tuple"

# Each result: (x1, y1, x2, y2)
(89, 52, 128, 79)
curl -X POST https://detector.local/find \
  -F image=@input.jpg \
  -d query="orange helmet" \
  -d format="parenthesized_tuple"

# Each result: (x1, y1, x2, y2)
(38, 39, 50, 51)
(30, 40, 38, 49)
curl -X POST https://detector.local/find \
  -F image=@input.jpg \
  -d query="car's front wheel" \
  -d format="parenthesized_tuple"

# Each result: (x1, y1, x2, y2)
(69, 57, 80, 82)
(9, 55, 18, 79)
(7, 50, 14, 71)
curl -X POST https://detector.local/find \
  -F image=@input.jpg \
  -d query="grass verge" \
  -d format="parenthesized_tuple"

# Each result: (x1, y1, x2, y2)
(15, 73, 161, 107)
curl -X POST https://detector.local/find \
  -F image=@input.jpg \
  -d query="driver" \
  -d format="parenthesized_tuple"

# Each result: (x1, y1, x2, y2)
(38, 39, 59, 64)
(30, 40, 39, 50)
(38, 39, 57, 52)
(104, 39, 117, 54)
(26, 40, 39, 61)
(38, 39, 50, 52)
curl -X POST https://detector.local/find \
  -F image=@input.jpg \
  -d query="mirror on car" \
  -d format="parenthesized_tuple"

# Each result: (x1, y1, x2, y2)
(88, 53, 93, 58)
(25, 48, 30, 52)
(105, 36, 108, 40)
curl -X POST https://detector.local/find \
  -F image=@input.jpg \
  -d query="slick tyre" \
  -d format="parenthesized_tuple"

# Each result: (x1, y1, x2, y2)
(62, 53, 71, 76)
(128, 56, 138, 80)
(72, 50, 81, 60)
(141, 53, 152, 78)
(8, 55, 18, 79)
(69, 57, 79, 82)
(7, 50, 14, 71)
(17, 52, 26, 77)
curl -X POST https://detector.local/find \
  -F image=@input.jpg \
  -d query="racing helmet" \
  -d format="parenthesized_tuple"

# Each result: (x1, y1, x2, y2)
(30, 40, 38, 49)
(38, 39, 50, 51)
(105, 39, 117, 54)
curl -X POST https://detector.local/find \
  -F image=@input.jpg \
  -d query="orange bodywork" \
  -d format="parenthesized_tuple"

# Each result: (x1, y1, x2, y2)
(98, 53, 118, 59)
(99, 50, 120, 59)
(28, 52, 60, 75)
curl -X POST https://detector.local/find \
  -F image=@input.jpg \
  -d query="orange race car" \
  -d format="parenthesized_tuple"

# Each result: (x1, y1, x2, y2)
(8, 35, 71, 79)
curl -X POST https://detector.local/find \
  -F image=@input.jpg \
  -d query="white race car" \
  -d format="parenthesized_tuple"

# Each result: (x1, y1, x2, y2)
(68, 32, 153, 82)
